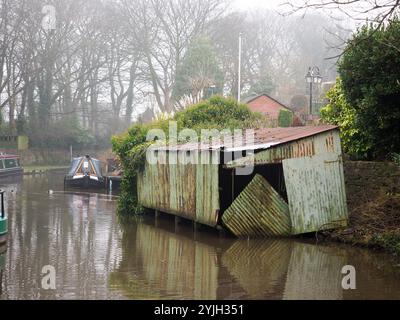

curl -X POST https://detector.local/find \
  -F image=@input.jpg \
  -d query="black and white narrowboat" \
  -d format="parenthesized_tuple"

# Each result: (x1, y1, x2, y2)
(64, 155, 105, 188)
(0, 153, 23, 177)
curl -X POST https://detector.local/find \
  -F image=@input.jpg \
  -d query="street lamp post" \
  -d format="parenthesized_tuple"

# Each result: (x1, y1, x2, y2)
(305, 66, 322, 116)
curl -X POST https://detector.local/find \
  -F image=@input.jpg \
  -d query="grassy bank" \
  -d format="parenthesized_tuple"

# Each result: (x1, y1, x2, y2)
(324, 192, 400, 256)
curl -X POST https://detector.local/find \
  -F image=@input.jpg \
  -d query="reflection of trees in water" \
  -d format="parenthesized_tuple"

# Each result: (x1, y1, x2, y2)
(2, 176, 122, 299)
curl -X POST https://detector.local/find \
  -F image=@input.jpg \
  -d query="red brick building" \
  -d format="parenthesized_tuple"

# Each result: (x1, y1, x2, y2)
(243, 94, 297, 126)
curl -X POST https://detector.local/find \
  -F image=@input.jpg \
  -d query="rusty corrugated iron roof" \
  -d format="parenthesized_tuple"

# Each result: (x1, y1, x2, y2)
(152, 125, 338, 152)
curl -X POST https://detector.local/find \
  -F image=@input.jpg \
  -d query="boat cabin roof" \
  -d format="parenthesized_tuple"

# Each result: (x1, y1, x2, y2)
(72, 156, 100, 161)
(67, 156, 102, 177)
(0, 153, 20, 159)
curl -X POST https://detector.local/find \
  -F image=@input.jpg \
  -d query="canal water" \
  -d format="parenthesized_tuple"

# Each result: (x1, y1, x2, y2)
(1, 173, 400, 300)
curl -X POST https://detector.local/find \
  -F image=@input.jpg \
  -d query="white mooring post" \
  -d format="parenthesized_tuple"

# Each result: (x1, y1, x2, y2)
(237, 33, 242, 103)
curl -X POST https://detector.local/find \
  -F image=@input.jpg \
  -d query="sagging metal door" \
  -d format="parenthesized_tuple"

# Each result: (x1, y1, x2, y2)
(222, 174, 292, 238)
(282, 154, 348, 235)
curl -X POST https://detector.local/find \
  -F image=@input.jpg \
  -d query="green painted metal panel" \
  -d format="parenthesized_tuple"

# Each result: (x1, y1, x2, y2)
(283, 154, 348, 235)
(222, 174, 291, 237)
(0, 216, 7, 245)
(0, 217, 7, 236)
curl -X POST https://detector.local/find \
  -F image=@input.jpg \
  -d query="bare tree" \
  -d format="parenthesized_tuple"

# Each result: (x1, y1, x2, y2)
(122, 0, 227, 114)
(284, 0, 400, 27)
(0, 0, 26, 130)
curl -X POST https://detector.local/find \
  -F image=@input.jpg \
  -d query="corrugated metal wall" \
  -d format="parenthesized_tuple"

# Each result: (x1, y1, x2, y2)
(137, 151, 220, 227)
(283, 153, 348, 234)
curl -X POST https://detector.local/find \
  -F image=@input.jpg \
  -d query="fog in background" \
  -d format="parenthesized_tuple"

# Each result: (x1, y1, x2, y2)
(0, 0, 359, 147)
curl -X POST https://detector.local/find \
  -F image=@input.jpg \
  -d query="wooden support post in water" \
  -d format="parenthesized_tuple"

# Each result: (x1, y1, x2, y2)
(231, 169, 235, 201)
(175, 216, 181, 232)
(192, 221, 198, 241)
(217, 225, 226, 238)
(193, 221, 200, 232)
(193, 221, 201, 239)
(155, 210, 160, 227)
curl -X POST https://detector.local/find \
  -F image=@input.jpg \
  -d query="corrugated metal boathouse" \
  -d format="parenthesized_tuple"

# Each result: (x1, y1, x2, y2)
(137, 125, 349, 237)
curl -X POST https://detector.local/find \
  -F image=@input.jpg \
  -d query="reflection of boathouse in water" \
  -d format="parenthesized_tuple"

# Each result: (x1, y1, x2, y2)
(137, 125, 349, 237)
(110, 217, 400, 300)
(111, 216, 400, 300)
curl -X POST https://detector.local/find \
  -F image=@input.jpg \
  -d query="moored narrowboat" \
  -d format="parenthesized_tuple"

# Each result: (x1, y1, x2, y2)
(64, 155, 105, 188)
(0, 153, 23, 177)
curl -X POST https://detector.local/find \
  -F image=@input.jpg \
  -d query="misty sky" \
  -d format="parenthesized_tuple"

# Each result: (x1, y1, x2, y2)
(234, 0, 285, 10)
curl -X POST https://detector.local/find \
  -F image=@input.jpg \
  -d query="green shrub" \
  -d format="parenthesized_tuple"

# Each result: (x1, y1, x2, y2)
(278, 109, 293, 127)
(337, 18, 400, 159)
(391, 153, 400, 166)
(320, 78, 373, 159)
(370, 232, 400, 256)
